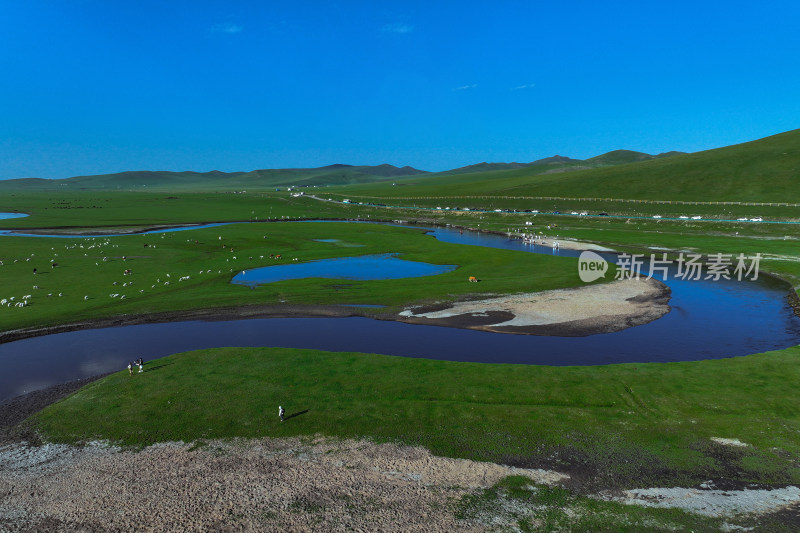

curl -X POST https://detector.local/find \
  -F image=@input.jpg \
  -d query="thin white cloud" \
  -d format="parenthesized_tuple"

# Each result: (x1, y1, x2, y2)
(382, 23, 414, 34)
(213, 22, 243, 34)
(511, 84, 535, 90)
(454, 84, 477, 91)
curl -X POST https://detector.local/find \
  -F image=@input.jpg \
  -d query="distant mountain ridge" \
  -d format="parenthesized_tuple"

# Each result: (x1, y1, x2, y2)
(436, 150, 684, 177)
(0, 164, 431, 191)
(0, 149, 685, 190)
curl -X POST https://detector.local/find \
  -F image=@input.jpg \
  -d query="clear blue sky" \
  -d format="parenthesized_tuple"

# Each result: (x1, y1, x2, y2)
(1, 1, 798, 179)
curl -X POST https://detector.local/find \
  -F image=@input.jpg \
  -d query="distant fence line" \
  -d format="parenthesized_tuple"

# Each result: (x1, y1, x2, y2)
(332, 195, 800, 207)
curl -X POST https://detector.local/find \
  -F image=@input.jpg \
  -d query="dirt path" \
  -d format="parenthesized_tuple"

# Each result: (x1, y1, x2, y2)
(0, 437, 567, 532)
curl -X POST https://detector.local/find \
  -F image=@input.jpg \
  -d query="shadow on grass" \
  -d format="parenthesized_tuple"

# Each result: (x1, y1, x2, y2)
(284, 409, 309, 421)
(142, 362, 174, 373)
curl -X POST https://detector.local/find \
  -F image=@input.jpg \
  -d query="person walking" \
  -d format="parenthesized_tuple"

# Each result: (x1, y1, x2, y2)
(138, 360, 143, 373)
(128, 362, 133, 376)
(279, 405, 285, 422)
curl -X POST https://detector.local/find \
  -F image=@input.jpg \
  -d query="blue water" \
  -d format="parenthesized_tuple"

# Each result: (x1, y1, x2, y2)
(231, 253, 457, 287)
(1, 223, 799, 402)
(0, 212, 28, 220)
(0, 222, 230, 238)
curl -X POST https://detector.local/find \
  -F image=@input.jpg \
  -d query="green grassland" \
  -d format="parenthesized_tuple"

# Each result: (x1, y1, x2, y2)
(33, 344, 800, 493)
(0, 221, 589, 334)
(4, 129, 800, 528)
(320, 194, 800, 220)
(0, 191, 388, 229)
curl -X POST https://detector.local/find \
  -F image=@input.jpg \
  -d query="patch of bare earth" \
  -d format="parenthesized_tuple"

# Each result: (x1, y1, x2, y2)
(595, 484, 800, 518)
(0, 437, 568, 532)
(399, 277, 670, 336)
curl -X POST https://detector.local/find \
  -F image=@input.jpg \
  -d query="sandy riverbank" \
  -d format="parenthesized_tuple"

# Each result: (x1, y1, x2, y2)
(399, 277, 671, 336)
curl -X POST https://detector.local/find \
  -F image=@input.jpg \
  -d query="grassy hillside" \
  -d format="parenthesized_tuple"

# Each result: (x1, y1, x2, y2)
(334, 129, 800, 202)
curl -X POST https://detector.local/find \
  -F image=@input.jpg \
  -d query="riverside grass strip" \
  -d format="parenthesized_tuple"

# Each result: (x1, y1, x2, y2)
(33, 344, 800, 491)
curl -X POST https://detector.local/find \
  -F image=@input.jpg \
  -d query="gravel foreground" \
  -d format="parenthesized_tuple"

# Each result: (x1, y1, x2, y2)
(0, 437, 568, 532)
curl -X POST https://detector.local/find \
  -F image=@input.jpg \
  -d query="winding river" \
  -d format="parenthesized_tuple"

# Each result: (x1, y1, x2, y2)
(1, 221, 799, 402)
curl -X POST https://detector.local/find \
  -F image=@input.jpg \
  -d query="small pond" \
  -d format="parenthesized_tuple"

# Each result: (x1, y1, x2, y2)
(231, 253, 457, 287)
(0, 213, 28, 220)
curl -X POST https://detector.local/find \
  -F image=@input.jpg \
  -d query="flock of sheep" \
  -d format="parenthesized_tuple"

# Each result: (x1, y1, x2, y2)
(1, 231, 282, 313)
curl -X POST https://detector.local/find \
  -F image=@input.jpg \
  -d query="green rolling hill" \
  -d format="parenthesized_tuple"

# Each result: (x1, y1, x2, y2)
(335, 129, 800, 203)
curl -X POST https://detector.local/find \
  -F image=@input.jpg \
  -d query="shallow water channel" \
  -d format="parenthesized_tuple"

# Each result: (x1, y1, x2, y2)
(1, 222, 799, 401)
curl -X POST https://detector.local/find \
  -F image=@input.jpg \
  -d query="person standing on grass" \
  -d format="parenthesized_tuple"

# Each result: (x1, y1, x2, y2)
(128, 362, 132, 376)
(138, 360, 143, 373)
(279, 405, 285, 422)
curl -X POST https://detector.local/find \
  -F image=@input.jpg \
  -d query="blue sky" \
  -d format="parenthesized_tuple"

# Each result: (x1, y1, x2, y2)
(1, 1, 798, 179)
